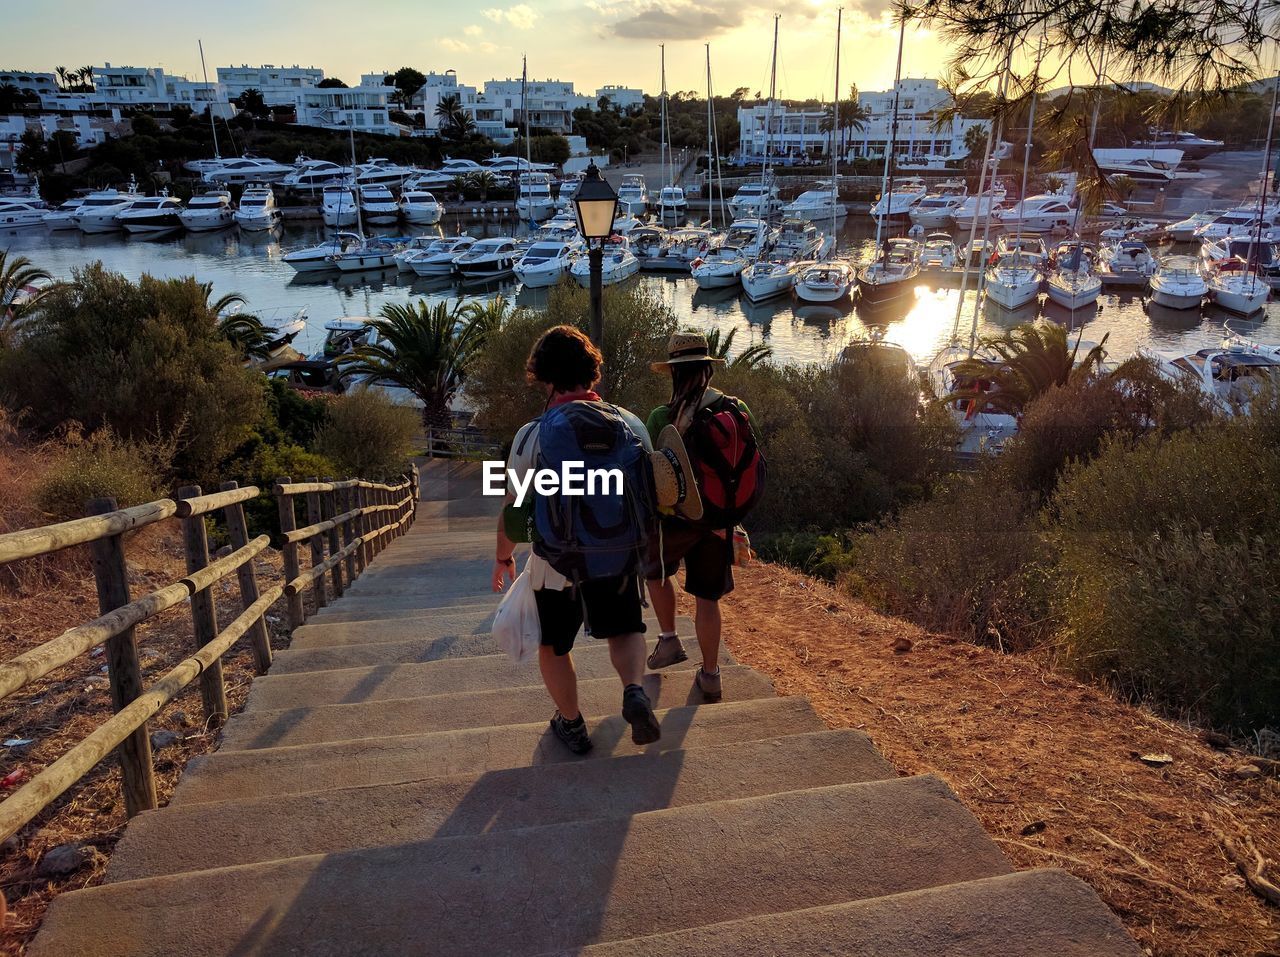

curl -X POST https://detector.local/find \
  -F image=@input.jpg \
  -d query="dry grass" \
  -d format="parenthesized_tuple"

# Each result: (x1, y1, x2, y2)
(705, 561, 1280, 957)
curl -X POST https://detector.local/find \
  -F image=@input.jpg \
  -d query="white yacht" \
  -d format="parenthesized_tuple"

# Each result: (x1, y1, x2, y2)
(724, 218, 778, 259)
(951, 186, 1007, 230)
(41, 197, 84, 229)
(514, 240, 576, 287)
(658, 227, 715, 271)
(1149, 255, 1207, 310)
(984, 253, 1043, 311)
(234, 185, 282, 230)
(483, 156, 555, 175)
(331, 236, 398, 272)
(1194, 208, 1280, 243)
(1200, 237, 1280, 280)
(284, 232, 365, 273)
(1166, 209, 1224, 242)
(742, 258, 808, 302)
(728, 181, 781, 219)
(204, 156, 294, 185)
(1093, 148, 1185, 183)
(353, 158, 419, 188)
(690, 243, 748, 289)
(321, 184, 358, 228)
(869, 178, 928, 220)
(1148, 344, 1280, 413)
(996, 194, 1077, 232)
(611, 212, 644, 235)
(570, 237, 640, 286)
(391, 236, 440, 270)
(1045, 242, 1102, 310)
(556, 172, 584, 210)
(405, 236, 477, 277)
(616, 174, 649, 216)
(178, 190, 235, 231)
(909, 193, 966, 228)
(1205, 258, 1270, 316)
(118, 193, 183, 235)
(74, 181, 142, 233)
(929, 343, 1020, 456)
(0, 196, 49, 229)
(438, 158, 485, 176)
(857, 238, 922, 308)
(1098, 240, 1157, 287)
(996, 234, 1049, 267)
(656, 185, 688, 217)
(1132, 131, 1223, 160)
(281, 157, 350, 192)
(358, 184, 399, 225)
(399, 189, 443, 225)
(515, 173, 556, 222)
(631, 225, 670, 266)
(919, 233, 958, 270)
(405, 169, 458, 191)
(782, 181, 847, 222)
(454, 237, 520, 280)
(794, 260, 855, 303)
(772, 219, 823, 259)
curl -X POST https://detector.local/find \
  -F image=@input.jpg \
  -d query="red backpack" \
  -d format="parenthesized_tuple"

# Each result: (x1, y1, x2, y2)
(683, 394, 766, 528)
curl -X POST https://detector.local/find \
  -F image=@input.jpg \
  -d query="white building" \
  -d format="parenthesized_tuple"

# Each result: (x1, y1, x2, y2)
(737, 78, 991, 164)
(0, 70, 59, 99)
(409, 72, 512, 143)
(87, 63, 233, 118)
(0, 113, 116, 173)
(295, 82, 401, 136)
(216, 64, 324, 108)
(595, 85, 645, 112)
(482, 78, 592, 134)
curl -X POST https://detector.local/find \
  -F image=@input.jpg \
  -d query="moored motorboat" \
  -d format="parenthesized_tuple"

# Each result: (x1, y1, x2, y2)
(234, 185, 282, 231)
(795, 260, 854, 303)
(179, 189, 235, 231)
(1149, 254, 1207, 310)
(856, 238, 922, 308)
(453, 236, 520, 280)
(616, 174, 648, 216)
(690, 242, 748, 289)
(283, 231, 366, 273)
(1205, 258, 1269, 316)
(404, 236, 477, 276)
(118, 193, 183, 235)
(74, 180, 142, 233)
(569, 236, 641, 286)
(399, 189, 443, 225)
(329, 236, 399, 273)
(1044, 241, 1102, 310)
(515, 240, 576, 287)
(984, 253, 1042, 311)
(515, 173, 556, 222)
(358, 184, 399, 226)
(41, 198, 84, 229)
(1146, 343, 1280, 413)
(321, 184, 358, 228)
(1097, 240, 1156, 287)
(919, 233, 958, 270)
(742, 258, 807, 302)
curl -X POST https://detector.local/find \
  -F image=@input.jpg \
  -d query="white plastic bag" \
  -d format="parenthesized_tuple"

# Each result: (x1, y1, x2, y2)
(493, 558, 541, 664)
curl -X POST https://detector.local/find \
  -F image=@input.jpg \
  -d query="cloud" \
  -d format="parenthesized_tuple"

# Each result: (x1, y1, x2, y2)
(463, 24, 483, 37)
(482, 4, 539, 29)
(439, 37, 471, 53)
(479, 41, 500, 53)
(611, 3, 737, 39)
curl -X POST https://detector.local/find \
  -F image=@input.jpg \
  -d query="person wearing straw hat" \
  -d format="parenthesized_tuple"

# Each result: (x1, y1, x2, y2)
(644, 332, 764, 703)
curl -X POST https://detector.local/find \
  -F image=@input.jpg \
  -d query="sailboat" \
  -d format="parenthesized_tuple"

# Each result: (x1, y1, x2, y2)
(657, 45, 687, 218)
(795, 10, 855, 304)
(326, 121, 395, 272)
(855, 18, 919, 308)
(514, 56, 555, 224)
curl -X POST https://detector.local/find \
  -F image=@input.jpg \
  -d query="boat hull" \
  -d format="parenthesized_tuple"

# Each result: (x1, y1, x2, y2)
(235, 213, 281, 231)
(402, 205, 443, 225)
(1045, 279, 1102, 310)
(742, 270, 797, 302)
(985, 278, 1041, 310)
(179, 211, 234, 231)
(1149, 287, 1204, 310)
(76, 215, 125, 234)
(856, 277, 915, 308)
(334, 252, 396, 273)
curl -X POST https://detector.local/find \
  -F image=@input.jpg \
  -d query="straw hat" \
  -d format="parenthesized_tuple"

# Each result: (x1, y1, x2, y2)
(649, 425, 703, 521)
(650, 332, 726, 375)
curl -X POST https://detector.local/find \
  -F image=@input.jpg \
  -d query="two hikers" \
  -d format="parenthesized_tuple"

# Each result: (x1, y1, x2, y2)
(492, 326, 763, 754)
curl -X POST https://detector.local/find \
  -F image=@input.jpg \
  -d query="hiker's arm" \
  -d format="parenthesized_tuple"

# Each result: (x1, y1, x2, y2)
(493, 509, 517, 591)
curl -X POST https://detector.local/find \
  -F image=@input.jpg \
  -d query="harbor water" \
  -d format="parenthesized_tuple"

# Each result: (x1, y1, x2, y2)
(5, 214, 1279, 368)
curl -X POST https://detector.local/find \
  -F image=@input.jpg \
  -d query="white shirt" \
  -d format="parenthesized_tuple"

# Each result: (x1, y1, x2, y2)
(508, 406, 653, 591)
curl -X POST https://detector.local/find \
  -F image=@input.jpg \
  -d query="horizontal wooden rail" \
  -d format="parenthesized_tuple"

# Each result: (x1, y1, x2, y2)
(0, 584, 283, 843)
(281, 508, 362, 545)
(273, 479, 360, 496)
(284, 536, 365, 597)
(0, 500, 177, 565)
(174, 485, 260, 519)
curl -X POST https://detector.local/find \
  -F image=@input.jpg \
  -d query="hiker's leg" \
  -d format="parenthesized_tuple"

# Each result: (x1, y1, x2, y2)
(539, 646, 580, 720)
(694, 597, 722, 673)
(647, 576, 678, 634)
(608, 632, 646, 687)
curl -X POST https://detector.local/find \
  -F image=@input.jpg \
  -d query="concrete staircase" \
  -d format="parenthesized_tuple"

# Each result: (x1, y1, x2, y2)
(29, 462, 1140, 956)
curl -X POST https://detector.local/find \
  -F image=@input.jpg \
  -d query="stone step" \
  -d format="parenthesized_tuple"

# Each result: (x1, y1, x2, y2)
(108, 729, 893, 881)
(304, 600, 501, 624)
(218, 666, 774, 750)
(30, 777, 1012, 957)
(553, 870, 1141, 957)
(276, 622, 714, 670)
(251, 644, 724, 707)
(172, 697, 826, 805)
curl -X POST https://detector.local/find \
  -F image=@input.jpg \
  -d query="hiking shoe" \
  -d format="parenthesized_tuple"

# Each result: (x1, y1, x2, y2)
(621, 684, 662, 745)
(550, 712, 593, 755)
(647, 635, 688, 670)
(694, 667, 723, 703)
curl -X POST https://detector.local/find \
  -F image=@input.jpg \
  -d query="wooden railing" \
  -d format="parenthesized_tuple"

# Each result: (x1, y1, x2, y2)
(423, 427, 502, 460)
(0, 468, 418, 842)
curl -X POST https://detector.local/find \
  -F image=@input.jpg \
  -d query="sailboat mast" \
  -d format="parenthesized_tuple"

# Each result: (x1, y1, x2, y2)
(522, 55, 534, 227)
(763, 16, 779, 188)
(349, 122, 363, 237)
(831, 8, 842, 242)
(1250, 54, 1279, 281)
(198, 39, 220, 159)
(660, 44, 669, 195)
(706, 48, 714, 229)
(878, 18, 906, 251)
(966, 41, 1014, 355)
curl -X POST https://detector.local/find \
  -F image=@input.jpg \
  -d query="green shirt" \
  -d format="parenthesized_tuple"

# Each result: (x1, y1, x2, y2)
(645, 388, 757, 443)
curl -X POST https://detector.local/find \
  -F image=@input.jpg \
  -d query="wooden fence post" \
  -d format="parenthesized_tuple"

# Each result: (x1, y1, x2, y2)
(176, 486, 228, 727)
(359, 484, 375, 567)
(219, 481, 272, 675)
(86, 497, 157, 818)
(304, 478, 327, 609)
(339, 482, 360, 581)
(320, 478, 344, 598)
(275, 476, 305, 628)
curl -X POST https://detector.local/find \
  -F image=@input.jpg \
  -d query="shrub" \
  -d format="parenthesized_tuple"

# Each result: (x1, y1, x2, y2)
(314, 391, 419, 480)
(34, 427, 177, 521)
(1, 265, 265, 483)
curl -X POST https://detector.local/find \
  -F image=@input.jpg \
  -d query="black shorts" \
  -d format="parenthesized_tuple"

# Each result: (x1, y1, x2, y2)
(644, 521, 734, 601)
(534, 574, 646, 656)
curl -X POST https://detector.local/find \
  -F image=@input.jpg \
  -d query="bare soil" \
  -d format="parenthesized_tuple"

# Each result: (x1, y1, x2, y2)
(705, 561, 1280, 957)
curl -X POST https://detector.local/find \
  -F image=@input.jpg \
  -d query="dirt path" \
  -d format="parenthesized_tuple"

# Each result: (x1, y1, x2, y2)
(697, 561, 1279, 957)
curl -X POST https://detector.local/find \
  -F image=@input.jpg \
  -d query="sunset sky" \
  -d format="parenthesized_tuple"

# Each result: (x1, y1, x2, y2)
(8, 0, 958, 100)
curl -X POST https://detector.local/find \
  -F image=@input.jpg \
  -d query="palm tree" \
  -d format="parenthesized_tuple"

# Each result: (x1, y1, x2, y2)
(704, 327, 773, 369)
(54, 66, 71, 91)
(462, 169, 498, 202)
(339, 300, 497, 429)
(435, 94, 474, 140)
(1, 251, 54, 340)
(77, 66, 95, 91)
(0, 84, 22, 113)
(945, 321, 1109, 414)
(458, 295, 515, 332)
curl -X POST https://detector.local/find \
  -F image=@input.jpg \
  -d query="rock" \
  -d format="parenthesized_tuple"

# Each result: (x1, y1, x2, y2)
(1202, 730, 1233, 750)
(1138, 752, 1174, 767)
(83, 676, 109, 690)
(1, 834, 21, 854)
(1020, 820, 1047, 836)
(891, 637, 914, 654)
(150, 730, 182, 750)
(38, 843, 94, 878)
(1232, 764, 1262, 780)
(171, 711, 192, 728)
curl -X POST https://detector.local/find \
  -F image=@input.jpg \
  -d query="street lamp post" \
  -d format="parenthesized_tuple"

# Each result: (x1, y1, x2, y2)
(572, 162, 619, 348)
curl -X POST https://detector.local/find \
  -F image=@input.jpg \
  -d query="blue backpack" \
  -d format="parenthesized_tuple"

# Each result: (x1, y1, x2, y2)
(532, 401, 657, 581)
